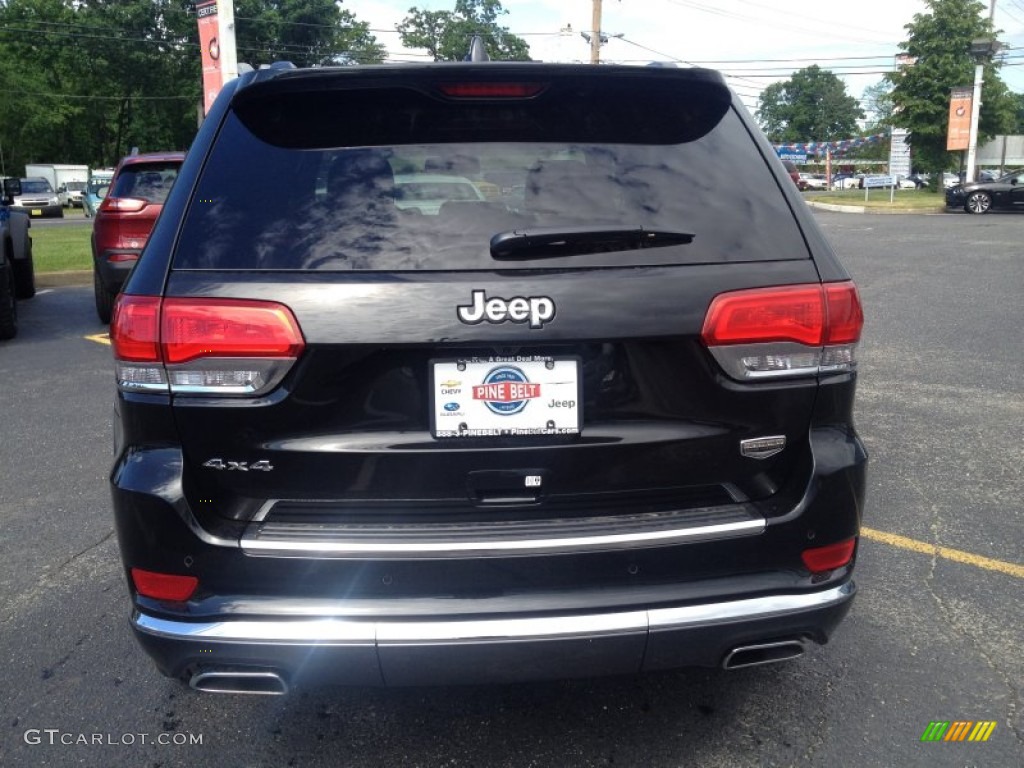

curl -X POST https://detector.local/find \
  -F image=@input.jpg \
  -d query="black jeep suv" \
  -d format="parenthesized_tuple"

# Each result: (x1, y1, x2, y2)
(109, 61, 866, 694)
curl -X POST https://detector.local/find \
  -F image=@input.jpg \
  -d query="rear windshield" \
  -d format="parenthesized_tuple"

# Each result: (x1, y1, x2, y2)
(112, 162, 180, 205)
(173, 80, 807, 272)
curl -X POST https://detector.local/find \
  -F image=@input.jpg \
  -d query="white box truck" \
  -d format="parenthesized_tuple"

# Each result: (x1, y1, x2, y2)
(24, 164, 89, 208)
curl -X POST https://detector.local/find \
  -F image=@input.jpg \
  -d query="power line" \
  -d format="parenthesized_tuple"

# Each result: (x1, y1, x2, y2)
(660, 0, 895, 46)
(3, 90, 194, 101)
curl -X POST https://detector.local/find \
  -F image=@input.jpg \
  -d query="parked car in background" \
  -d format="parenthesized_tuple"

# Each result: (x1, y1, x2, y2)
(0, 177, 36, 340)
(82, 179, 109, 218)
(91, 151, 185, 322)
(393, 173, 486, 214)
(833, 174, 863, 190)
(797, 172, 827, 191)
(781, 159, 800, 187)
(57, 180, 87, 208)
(108, 59, 866, 695)
(9, 177, 62, 218)
(946, 169, 1024, 214)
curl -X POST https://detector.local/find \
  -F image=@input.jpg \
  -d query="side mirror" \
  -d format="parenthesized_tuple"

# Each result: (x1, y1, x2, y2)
(3, 177, 22, 198)
(96, 185, 109, 200)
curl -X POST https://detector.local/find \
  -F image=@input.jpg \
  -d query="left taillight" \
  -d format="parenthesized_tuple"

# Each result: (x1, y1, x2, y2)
(111, 295, 305, 396)
(701, 281, 863, 381)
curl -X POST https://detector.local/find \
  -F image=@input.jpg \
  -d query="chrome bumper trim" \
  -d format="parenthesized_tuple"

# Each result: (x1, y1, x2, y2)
(133, 582, 853, 645)
(240, 513, 765, 559)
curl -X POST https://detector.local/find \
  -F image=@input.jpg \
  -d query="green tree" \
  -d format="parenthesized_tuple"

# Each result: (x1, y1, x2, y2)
(756, 65, 864, 143)
(234, 0, 385, 67)
(398, 0, 530, 62)
(0, 0, 87, 172)
(861, 80, 895, 129)
(0, 0, 386, 171)
(887, 0, 1017, 185)
(1013, 92, 1024, 133)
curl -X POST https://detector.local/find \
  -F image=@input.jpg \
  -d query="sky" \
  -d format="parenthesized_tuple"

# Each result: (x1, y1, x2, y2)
(349, 0, 1024, 117)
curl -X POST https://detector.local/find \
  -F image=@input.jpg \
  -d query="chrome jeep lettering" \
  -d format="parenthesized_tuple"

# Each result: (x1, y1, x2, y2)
(457, 290, 555, 329)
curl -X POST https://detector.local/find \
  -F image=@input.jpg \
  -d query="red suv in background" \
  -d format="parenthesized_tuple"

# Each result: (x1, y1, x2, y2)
(92, 152, 185, 322)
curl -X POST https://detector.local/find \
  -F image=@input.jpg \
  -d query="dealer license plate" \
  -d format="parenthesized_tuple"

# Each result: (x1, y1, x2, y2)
(431, 356, 581, 438)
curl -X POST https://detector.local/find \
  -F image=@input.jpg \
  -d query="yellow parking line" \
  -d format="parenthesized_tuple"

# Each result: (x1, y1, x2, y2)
(861, 526, 1024, 579)
(85, 333, 110, 346)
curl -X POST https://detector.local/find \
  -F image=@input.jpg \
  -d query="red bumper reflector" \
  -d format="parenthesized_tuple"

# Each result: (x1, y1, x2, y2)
(131, 568, 199, 601)
(801, 538, 857, 573)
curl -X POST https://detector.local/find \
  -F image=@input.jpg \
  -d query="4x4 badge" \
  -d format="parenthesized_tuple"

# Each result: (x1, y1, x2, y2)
(202, 459, 274, 472)
(457, 290, 555, 329)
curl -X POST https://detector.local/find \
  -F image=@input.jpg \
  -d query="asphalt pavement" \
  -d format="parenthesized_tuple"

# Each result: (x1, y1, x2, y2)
(0, 211, 1021, 768)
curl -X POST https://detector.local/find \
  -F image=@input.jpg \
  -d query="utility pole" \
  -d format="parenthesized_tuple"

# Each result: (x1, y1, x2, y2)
(590, 0, 602, 64)
(217, 0, 238, 84)
(964, 0, 999, 183)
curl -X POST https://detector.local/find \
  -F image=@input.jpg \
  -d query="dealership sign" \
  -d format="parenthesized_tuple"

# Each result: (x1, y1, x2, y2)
(947, 87, 973, 151)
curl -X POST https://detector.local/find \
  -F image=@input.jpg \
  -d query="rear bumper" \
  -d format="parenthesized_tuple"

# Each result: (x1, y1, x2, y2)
(132, 581, 855, 688)
(94, 250, 140, 292)
(12, 204, 62, 219)
(113, 412, 866, 690)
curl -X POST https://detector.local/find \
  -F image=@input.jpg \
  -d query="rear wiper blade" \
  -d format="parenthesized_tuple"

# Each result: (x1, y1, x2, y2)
(489, 225, 695, 260)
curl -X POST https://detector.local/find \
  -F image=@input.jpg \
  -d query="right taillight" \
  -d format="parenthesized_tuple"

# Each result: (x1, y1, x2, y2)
(111, 295, 305, 396)
(702, 281, 863, 381)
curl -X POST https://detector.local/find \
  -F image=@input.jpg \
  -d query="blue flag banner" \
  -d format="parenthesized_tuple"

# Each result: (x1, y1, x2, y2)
(773, 133, 887, 158)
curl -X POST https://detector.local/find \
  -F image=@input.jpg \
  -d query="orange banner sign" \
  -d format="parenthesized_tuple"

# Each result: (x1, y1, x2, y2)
(947, 86, 973, 151)
(197, 0, 221, 115)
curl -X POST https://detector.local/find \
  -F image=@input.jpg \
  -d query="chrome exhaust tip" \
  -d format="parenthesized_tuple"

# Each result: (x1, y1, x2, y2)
(722, 640, 805, 670)
(189, 670, 288, 695)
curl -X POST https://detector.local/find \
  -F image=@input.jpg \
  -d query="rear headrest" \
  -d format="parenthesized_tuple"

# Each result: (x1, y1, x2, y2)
(525, 160, 617, 217)
(326, 150, 395, 203)
(423, 155, 480, 177)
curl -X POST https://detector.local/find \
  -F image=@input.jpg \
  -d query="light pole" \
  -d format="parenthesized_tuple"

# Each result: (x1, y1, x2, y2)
(964, 38, 999, 184)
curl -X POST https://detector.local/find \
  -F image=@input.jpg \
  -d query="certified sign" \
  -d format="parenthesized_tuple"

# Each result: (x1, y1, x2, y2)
(431, 357, 581, 438)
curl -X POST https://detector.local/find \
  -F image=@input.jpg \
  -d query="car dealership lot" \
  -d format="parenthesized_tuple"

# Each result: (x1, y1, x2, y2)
(0, 211, 1021, 768)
